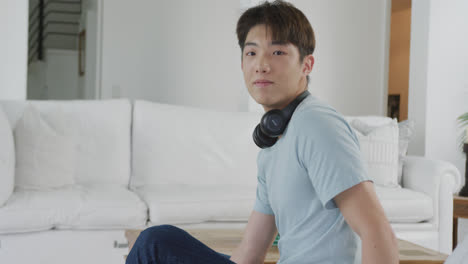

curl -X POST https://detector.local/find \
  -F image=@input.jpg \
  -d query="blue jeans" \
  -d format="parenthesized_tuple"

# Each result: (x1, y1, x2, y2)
(126, 225, 236, 264)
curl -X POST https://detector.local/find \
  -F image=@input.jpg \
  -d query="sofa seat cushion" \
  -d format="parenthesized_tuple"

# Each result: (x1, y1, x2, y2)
(391, 222, 436, 232)
(0, 186, 147, 234)
(0, 186, 82, 234)
(135, 184, 256, 225)
(58, 185, 148, 229)
(375, 186, 433, 223)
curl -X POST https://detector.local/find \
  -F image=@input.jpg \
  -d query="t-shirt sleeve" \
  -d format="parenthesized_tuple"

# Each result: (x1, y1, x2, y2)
(296, 110, 372, 209)
(253, 151, 274, 215)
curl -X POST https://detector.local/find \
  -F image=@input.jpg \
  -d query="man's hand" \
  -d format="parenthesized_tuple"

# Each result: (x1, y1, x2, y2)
(230, 210, 277, 264)
(334, 181, 399, 264)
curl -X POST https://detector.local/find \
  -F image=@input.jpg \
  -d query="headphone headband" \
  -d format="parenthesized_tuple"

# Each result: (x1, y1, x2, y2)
(281, 90, 310, 123)
(253, 90, 310, 148)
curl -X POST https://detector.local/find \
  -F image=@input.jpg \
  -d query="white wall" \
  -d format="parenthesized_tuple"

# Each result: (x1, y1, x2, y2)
(408, 0, 430, 156)
(424, 0, 468, 175)
(422, 0, 468, 244)
(100, 0, 391, 114)
(409, 0, 468, 244)
(409, 0, 468, 184)
(78, 0, 101, 100)
(0, 0, 28, 100)
(289, 0, 391, 116)
(100, 0, 247, 111)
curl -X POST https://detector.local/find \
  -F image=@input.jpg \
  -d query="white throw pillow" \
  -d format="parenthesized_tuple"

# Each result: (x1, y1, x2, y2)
(351, 118, 400, 188)
(14, 105, 76, 190)
(0, 106, 15, 206)
(397, 119, 416, 184)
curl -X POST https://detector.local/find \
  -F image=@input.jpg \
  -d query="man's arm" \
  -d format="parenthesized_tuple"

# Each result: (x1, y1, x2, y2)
(334, 181, 399, 264)
(230, 210, 277, 264)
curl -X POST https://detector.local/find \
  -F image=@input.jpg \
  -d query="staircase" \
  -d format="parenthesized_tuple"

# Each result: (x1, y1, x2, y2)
(28, 0, 82, 64)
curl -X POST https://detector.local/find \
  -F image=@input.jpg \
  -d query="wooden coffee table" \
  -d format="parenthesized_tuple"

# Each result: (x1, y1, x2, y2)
(125, 229, 448, 264)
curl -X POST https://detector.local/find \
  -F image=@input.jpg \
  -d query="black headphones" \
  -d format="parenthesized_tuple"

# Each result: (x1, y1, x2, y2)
(253, 90, 310, 149)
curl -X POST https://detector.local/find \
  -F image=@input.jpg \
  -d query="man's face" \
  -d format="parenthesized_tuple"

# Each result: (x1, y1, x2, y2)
(241, 24, 314, 112)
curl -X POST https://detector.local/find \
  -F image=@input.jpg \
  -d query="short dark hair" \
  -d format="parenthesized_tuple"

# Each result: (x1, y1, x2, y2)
(236, 0, 316, 85)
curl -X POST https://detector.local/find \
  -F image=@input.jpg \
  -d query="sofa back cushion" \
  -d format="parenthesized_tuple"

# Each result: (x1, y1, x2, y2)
(0, 99, 131, 187)
(346, 116, 400, 188)
(397, 119, 416, 184)
(0, 105, 15, 206)
(131, 100, 261, 188)
(13, 104, 76, 189)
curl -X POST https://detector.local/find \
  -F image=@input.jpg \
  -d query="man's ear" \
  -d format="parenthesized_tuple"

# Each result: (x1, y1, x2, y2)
(303, 55, 315, 75)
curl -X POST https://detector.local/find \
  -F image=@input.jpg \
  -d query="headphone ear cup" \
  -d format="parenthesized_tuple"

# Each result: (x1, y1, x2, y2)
(253, 124, 278, 149)
(260, 109, 286, 137)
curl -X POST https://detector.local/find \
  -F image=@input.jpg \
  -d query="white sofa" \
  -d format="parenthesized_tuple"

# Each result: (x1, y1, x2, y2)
(0, 99, 461, 264)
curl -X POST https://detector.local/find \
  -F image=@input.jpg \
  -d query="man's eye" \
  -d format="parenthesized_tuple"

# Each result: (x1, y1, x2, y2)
(274, 51, 285, 55)
(246, 51, 255, 56)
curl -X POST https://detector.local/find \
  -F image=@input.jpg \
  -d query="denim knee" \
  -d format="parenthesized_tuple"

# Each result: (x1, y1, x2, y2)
(136, 224, 181, 246)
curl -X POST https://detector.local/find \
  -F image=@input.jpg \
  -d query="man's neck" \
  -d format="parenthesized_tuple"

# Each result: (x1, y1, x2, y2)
(263, 88, 307, 112)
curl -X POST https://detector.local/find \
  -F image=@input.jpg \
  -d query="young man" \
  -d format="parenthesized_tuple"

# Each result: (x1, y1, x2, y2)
(126, 1, 398, 263)
(231, 1, 398, 263)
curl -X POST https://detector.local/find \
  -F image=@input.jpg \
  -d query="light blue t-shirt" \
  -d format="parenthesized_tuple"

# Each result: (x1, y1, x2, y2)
(253, 94, 371, 264)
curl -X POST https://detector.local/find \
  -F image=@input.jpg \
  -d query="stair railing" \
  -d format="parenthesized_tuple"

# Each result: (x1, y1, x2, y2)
(28, 0, 82, 64)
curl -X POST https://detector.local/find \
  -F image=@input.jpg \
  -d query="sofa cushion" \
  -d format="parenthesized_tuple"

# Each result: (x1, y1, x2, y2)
(0, 185, 147, 234)
(345, 116, 394, 127)
(0, 105, 14, 206)
(131, 100, 261, 188)
(135, 184, 256, 225)
(398, 119, 416, 184)
(347, 116, 400, 187)
(375, 186, 433, 223)
(14, 105, 76, 189)
(0, 186, 82, 234)
(0, 99, 131, 187)
(58, 185, 147, 229)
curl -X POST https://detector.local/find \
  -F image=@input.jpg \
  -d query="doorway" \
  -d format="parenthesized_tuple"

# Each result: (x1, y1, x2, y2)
(27, 0, 100, 100)
(387, 0, 411, 121)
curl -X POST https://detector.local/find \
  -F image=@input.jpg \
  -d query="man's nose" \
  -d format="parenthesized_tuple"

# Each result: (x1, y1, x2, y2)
(256, 58, 270, 73)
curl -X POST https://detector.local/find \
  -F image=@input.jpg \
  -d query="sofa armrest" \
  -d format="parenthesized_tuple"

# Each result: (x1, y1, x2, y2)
(402, 155, 461, 196)
(402, 155, 462, 254)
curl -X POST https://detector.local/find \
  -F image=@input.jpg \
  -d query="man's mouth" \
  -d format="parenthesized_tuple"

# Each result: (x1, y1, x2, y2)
(254, 80, 273, 88)
(255, 82, 273, 88)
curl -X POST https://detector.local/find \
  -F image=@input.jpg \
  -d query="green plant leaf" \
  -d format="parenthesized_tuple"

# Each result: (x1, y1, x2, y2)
(457, 112, 468, 152)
